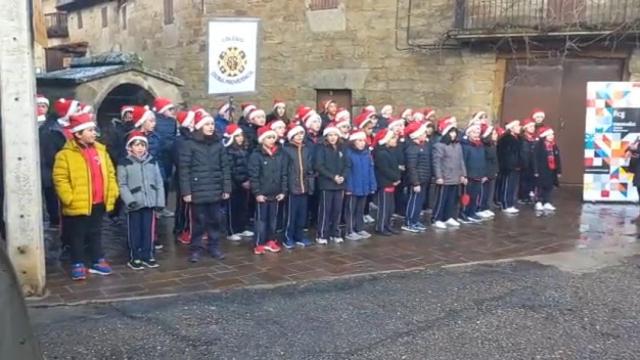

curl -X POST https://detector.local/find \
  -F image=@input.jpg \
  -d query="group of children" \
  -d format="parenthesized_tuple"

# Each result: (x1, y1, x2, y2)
(36, 94, 562, 280)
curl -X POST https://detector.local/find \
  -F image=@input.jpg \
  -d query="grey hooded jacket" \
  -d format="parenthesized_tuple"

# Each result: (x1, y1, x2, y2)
(433, 142, 467, 185)
(117, 153, 165, 211)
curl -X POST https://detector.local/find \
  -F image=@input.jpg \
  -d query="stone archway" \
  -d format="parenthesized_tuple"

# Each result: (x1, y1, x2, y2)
(96, 83, 155, 128)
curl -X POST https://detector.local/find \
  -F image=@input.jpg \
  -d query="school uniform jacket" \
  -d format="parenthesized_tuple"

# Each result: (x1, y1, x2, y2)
(282, 142, 315, 195)
(433, 140, 466, 185)
(314, 143, 349, 191)
(248, 146, 288, 198)
(404, 140, 432, 185)
(373, 145, 402, 188)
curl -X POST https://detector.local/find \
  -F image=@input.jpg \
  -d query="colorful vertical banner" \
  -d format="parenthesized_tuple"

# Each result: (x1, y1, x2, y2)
(584, 82, 640, 202)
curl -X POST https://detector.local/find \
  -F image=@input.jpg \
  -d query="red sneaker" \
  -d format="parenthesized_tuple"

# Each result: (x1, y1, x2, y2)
(264, 240, 281, 253)
(254, 245, 266, 255)
(177, 231, 191, 245)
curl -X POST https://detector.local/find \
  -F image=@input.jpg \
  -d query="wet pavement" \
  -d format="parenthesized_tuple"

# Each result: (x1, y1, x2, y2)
(33, 188, 639, 305)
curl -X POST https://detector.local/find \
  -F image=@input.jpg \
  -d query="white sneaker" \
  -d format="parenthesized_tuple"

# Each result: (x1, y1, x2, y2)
(241, 230, 254, 237)
(486, 210, 495, 217)
(357, 230, 372, 239)
(345, 232, 362, 241)
(476, 211, 491, 219)
(535, 202, 544, 211)
(503, 207, 519, 214)
(363, 215, 375, 224)
(446, 218, 461, 227)
(227, 234, 242, 241)
(434, 221, 447, 229)
(331, 236, 344, 244)
(543, 203, 556, 211)
(316, 238, 328, 245)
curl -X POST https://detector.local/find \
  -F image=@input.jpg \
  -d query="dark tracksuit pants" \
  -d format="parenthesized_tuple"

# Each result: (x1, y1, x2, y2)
(174, 196, 191, 237)
(255, 200, 279, 246)
(518, 171, 536, 201)
(499, 171, 520, 209)
(127, 207, 155, 261)
(538, 184, 554, 204)
(461, 180, 482, 218)
(285, 194, 308, 244)
(376, 189, 395, 232)
(43, 186, 60, 225)
(431, 185, 459, 223)
(66, 204, 105, 265)
(276, 196, 287, 233)
(190, 202, 224, 252)
(345, 195, 367, 234)
(422, 183, 432, 211)
(405, 182, 428, 226)
(307, 190, 319, 229)
(394, 185, 407, 216)
(479, 178, 496, 212)
(317, 190, 344, 239)
(228, 187, 250, 235)
(364, 194, 373, 216)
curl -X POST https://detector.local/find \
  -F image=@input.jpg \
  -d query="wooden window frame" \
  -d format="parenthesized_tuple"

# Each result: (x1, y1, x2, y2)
(164, 0, 174, 25)
(309, 0, 339, 11)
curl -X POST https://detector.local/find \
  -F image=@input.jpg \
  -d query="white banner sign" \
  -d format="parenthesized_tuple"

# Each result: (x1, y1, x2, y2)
(208, 19, 259, 95)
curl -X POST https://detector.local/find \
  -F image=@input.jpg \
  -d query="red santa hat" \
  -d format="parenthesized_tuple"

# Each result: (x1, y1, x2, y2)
(469, 111, 487, 126)
(437, 116, 457, 135)
(504, 119, 520, 132)
(496, 126, 506, 138)
(286, 122, 305, 141)
(404, 122, 427, 139)
(36, 94, 49, 107)
(423, 107, 436, 120)
(530, 108, 545, 121)
(126, 130, 148, 148)
(217, 102, 232, 116)
(269, 119, 286, 131)
(241, 103, 256, 118)
(464, 123, 482, 137)
(78, 103, 93, 114)
(521, 118, 536, 130)
(481, 124, 494, 138)
(120, 105, 134, 119)
(410, 111, 425, 123)
(257, 126, 277, 143)
(373, 128, 395, 147)
(380, 104, 393, 116)
(349, 129, 367, 141)
(272, 99, 286, 110)
(335, 108, 351, 127)
(354, 110, 375, 129)
(538, 126, 554, 139)
(153, 97, 174, 114)
(323, 122, 341, 137)
(194, 110, 214, 130)
(68, 112, 96, 133)
(176, 110, 195, 128)
(323, 99, 336, 111)
(364, 105, 376, 113)
(248, 108, 266, 122)
(54, 98, 80, 122)
(387, 116, 405, 130)
(131, 106, 155, 128)
(223, 123, 243, 147)
(304, 110, 321, 129)
(400, 108, 413, 120)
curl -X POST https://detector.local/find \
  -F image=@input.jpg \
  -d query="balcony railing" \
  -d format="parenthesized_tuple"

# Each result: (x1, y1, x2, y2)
(453, 0, 640, 33)
(45, 12, 69, 38)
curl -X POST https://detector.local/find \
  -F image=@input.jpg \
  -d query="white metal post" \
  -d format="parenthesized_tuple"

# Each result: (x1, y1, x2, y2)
(0, 0, 46, 296)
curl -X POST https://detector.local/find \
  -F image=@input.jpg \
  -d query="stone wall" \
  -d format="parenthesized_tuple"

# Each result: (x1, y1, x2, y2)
(62, 0, 498, 122)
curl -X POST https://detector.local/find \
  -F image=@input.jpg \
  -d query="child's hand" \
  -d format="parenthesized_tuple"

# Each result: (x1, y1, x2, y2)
(222, 193, 230, 200)
(183, 195, 192, 203)
(412, 185, 421, 192)
(276, 194, 285, 201)
(256, 195, 266, 203)
(393, 181, 401, 186)
(399, 165, 406, 171)
(534, 173, 539, 177)
(242, 181, 251, 190)
(481, 177, 488, 183)
(460, 177, 468, 185)
(436, 178, 444, 185)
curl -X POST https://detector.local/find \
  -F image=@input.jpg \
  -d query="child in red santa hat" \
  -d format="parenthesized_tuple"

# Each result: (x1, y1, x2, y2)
(373, 129, 402, 236)
(533, 127, 561, 212)
(267, 99, 289, 124)
(518, 118, 538, 205)
(344, 129, 377, 240)
(224, 123, 254, 241)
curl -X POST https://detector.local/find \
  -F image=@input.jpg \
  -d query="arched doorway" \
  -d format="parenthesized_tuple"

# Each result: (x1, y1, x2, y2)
(96, 83, 155, 128)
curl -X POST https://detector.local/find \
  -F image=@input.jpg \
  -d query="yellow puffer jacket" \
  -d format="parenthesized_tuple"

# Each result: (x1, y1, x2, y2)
(53, 140, 119, 216)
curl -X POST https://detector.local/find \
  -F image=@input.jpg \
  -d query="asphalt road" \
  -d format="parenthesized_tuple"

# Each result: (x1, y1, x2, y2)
(30, 259, 640, 360)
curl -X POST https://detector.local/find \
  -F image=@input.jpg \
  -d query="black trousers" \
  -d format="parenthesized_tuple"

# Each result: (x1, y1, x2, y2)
(479, 178, 495, 211)
(405, 182, 428, 225)
(228, 187, 250, 235)
(499, 171, 520, 209)
(285, 194, 308, 243)
(345, 195, 367, 234)
(65, 204, 105, 265)
(190, 202, 225, 252)
(518, 171, 536, 201)
(538, 184, 554, 204)
(317, 190, 344, 239)
(43, 186, 60, 225)
(376, 190, 395, 232)
(127, 207, 155, 261)
(255, 200, 279, 246)
(394, 185, 407, 216)
(431, 185, 459, 223)
(307, 190, 319, 228)
(461, 180, 482, 218)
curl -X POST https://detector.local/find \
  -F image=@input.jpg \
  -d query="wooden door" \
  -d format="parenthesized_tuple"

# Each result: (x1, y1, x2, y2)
(316, 89, 352, 114)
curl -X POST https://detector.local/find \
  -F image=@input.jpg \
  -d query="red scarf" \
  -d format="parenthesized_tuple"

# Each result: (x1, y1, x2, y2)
(470, 138, 483, 146)
(524, 132, 537, 142)
(545, 140, 556, 170)
(263, 145, 279, 157)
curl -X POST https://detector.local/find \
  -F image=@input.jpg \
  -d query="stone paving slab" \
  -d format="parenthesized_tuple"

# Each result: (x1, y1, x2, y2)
(30, 189, 639, 306)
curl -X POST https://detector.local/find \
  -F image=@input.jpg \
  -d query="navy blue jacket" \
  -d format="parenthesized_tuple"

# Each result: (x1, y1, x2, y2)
(497, 132, 522, 173)
(345, 146, 377, 196)
(226, 143, 250, 190)
(154, 112, 177, 180)
(39, 115, 68, 188)
(461, 138, 487, 181)
(404, 140, 432, 185)
(215, 114, 229, 136)
(373, 145, 402, 188)
(248, 146, 288, 198)
(314, 142, 349, 191)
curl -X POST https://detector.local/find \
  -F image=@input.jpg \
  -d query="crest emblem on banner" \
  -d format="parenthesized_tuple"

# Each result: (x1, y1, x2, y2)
(218, 46, 247, 78)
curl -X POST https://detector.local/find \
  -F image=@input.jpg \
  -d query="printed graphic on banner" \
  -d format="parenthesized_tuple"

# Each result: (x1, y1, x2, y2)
(584, 82, 640, 202)
(208, 19, 259, 95)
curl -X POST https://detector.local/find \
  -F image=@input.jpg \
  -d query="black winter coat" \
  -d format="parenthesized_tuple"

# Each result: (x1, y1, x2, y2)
(39, 116, 68, 188)
(374, 145, 402, 188)
(239, 119, 259, 153)
(283, 142, 315, 195)
(404, 140, 432, 185)
(533, 140, 562, 187)
(483, 141, 499, 179)
(497, 133, 523, 173)
(314, 143, 349, 191)
(178, 133, 231, 204)
(248, 146, 288, 198)
(226, 143, 250, 190)
(520, 136, 537, 173)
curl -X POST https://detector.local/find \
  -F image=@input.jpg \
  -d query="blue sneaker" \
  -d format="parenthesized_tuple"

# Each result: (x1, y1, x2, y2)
(414, 222, 428, 231)
(71, 263, 87, 281)
(296, 238, 313, 247)
(89, 259, 112, 276)
(283, 240, 296, 250)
